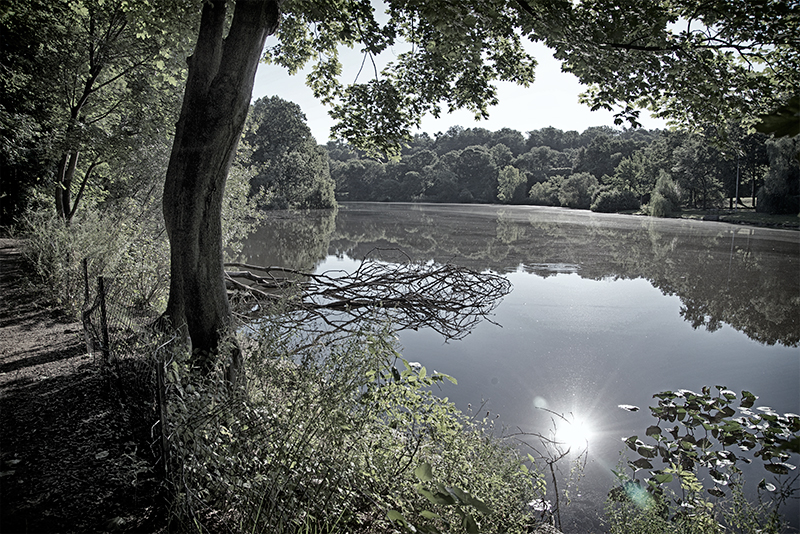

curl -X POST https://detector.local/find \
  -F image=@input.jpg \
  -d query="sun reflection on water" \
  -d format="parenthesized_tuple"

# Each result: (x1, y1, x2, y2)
(555, 416, 593, 453)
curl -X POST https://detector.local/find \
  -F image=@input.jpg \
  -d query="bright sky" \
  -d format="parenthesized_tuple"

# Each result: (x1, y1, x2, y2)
(252, 39, 668, 144)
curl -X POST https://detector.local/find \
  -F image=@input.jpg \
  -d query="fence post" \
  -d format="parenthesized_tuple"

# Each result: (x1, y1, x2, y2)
(82, 258, 89, 305)
(98, 276, 111, 367)
(156, 358, 170, 481)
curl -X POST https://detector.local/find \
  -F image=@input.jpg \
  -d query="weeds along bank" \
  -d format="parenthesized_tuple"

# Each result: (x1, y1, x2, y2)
(13, 210, 800, 534)
(12, 209, 548, 533)
(162, 327, 546, 533)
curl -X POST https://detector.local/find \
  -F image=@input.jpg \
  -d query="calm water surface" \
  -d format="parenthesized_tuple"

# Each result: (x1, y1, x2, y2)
(238, 202, 800, 532)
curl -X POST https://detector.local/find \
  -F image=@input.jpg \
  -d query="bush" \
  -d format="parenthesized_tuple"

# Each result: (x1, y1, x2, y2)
(528, 179, 561, 206)
(18, 207, 166, 315)
(164, 325, 545, 533)
(648, 192, 674, 218)
(558, 172, 598, 209)
(647, 173, 681, 218)
(590, 189, 641, 213)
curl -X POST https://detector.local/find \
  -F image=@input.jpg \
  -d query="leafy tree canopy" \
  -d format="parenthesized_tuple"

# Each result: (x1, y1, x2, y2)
(264, 0, 543, 157)
(541, 0, 800, 130)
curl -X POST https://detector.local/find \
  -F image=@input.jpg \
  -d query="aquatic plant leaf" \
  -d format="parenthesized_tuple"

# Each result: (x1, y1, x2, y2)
(758, 479, 777, 492)
(653, 472, 673, 484)
(765, 462, 795, 475)
(632, 458, 653, 470)
(740, 391, 757, 409)
(646, 425, 661, 437)
(415, 462, 434, 482)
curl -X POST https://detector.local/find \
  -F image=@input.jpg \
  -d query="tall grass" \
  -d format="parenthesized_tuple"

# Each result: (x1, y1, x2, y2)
(163, 323, 545, 533)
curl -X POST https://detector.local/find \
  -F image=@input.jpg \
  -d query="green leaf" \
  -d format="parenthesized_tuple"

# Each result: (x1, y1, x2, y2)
(646, 425, 662, 437)
(653, 472, 673, 484)
(638, 445, 657, 458)
(387, 509, 406, 524)
(741, 391, 757, 409)
(632, 458, 653, 470)
(765, 462, 795, 475)
(420, 510, 442, 521)
(755, 95, 800, 138)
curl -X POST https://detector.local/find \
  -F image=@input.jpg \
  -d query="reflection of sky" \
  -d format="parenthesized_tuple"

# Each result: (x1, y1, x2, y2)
(244, 205, 800, 531)
(330, 263, 800, 530)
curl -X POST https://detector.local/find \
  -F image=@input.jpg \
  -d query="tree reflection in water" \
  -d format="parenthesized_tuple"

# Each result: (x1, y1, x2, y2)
(232, 203, 798, 347)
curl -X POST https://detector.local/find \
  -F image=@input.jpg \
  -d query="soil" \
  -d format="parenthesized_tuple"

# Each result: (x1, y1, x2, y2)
(0, 238, 166, 533)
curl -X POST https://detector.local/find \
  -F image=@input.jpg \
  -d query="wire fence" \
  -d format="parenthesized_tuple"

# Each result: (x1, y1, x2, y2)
(80, 257, 171, 478)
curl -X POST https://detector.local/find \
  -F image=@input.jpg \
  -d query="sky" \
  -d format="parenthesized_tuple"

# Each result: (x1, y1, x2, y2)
(251, 39, 668, 144)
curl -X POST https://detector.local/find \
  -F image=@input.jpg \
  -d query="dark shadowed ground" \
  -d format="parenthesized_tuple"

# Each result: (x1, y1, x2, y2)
(0, 238, 164, 533)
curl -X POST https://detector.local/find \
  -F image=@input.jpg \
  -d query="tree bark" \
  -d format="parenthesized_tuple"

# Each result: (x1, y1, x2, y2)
(55, 151, 79, 222)
(162, 0, 280, 378)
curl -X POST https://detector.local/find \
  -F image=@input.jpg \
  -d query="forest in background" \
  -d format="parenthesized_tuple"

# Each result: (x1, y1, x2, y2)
(323, 123, 800, 216)
(233, 96, 799, 217)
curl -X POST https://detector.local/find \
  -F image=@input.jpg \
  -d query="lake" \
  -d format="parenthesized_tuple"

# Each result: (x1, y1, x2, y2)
(236, 202, 800, 532)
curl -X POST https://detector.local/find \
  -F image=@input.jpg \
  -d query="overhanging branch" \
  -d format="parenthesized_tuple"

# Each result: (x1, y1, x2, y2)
(225, 256, 512, 346)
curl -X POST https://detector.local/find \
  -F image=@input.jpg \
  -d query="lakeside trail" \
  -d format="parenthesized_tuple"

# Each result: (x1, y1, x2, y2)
(0, 238, 163, 533)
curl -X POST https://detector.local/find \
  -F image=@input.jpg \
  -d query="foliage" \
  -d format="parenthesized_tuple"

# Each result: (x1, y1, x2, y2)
(0, 0, 195, 222)
(16, 166, 264, 316)
(590, 188, 640, 213)
(240, 96, 336, 210)
(671, 134, 727, 210)
(17, 201, 169, 316)
(265, 0, 538, 157)
(557, 172, 598, 209)
(527, 178, 561, 207)
(497, 165, 526, 204)
(163, 325, 545, 533)
(609, 386, 799, 533)
(648, 173, 681, 218)
(545, 0, 800, 130)
(757, 137, 800, 216)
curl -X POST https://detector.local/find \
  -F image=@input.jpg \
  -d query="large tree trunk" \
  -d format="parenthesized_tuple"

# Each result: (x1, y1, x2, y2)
(162, 0, 280, 378)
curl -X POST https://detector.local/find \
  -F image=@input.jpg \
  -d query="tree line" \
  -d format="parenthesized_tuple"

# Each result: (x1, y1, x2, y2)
(325, 124, 800, 216)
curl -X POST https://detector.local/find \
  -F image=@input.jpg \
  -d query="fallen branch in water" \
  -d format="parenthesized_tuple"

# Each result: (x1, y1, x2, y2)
(224, 254, 512, 344)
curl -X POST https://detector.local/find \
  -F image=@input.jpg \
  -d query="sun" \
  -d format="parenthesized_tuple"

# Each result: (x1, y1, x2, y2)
(555, 417, 593, 453)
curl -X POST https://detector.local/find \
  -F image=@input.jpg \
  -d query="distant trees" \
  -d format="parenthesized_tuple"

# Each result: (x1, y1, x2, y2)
(758, 138, 800, 215)
(240, 96, 335, 210)
(329, 124, 796, 216)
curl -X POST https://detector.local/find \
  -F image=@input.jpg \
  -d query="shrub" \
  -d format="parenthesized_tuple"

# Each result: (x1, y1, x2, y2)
(590, 189, 641, 213)
(647, 173, 681, 218)
(164, 325, 545, 533)
(528, 179, 561, 206)
(648, 192, 674, 218)
(558, 172, 598, 209)
(18, 207, 140, 315)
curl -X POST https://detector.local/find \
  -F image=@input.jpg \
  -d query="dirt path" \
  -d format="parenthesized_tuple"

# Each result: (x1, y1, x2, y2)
(0, 238, 163, 533)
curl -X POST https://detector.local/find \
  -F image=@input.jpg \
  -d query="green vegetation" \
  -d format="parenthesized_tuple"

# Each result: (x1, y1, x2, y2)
(161, 324, 545, 533)
(329, 126, 799, 218)
(240, 96, 336, 210)
(609, 387, 799, 534)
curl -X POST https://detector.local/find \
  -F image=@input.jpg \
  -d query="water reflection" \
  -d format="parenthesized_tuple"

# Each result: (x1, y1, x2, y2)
(236, 203, 799, 532)
(236, 203, 799, 348)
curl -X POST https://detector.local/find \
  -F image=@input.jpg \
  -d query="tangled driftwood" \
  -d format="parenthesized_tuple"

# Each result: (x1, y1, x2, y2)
(224, 252, 511, 344)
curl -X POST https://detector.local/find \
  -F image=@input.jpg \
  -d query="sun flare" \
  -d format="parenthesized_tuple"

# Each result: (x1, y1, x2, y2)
(555, 418, 593, 452)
